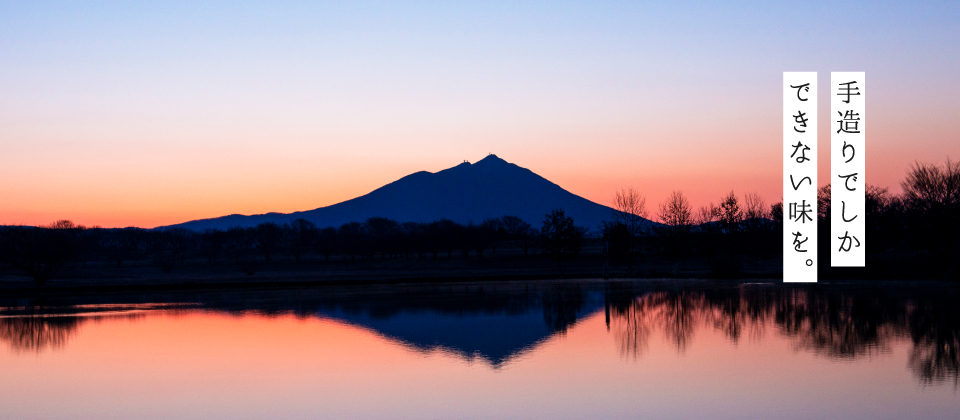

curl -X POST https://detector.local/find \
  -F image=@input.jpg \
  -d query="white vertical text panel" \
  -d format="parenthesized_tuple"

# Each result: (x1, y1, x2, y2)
(783, 72, 818, 282)
(831, 72, 865, 267)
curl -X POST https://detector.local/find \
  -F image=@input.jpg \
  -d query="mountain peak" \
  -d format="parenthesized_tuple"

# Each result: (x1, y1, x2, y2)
(475, 154, 507, 166)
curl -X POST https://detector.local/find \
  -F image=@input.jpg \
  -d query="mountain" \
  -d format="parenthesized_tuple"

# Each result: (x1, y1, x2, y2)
(165, 154, 632, 231)
(211, 283, 607, 366)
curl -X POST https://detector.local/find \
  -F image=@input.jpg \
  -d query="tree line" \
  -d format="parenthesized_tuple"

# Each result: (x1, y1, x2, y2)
(604, 159, 959, 277)
(0, 210, 587, 285)
(1, 159, 957, 285)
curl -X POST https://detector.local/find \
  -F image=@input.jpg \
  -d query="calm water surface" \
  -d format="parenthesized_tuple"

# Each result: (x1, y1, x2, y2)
(1, 280, 958, 419)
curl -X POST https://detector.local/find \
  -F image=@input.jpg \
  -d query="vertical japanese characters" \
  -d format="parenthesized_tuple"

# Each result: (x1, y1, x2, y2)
(831, 72, 865, 267)
(783, 73, 817, 282)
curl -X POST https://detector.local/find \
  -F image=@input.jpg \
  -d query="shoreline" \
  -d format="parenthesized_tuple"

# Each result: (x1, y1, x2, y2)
(1, 271, 951, 299)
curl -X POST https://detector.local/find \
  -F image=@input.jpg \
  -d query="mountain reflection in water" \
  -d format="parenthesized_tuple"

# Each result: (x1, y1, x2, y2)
(1, 280, 958, 386)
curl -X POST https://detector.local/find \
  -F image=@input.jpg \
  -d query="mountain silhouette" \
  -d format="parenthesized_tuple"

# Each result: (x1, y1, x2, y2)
(316, 307, 569, 366)
(165, 154, 631, 231)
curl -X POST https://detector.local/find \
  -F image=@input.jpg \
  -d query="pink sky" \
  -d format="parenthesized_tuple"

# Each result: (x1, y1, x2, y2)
(2, 2, 957, 228)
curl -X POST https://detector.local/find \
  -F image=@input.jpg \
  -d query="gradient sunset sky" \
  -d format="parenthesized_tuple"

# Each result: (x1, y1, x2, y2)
(2, 1, 958, 228)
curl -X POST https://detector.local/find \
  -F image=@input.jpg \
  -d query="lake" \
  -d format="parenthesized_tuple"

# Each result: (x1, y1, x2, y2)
(1, 279, 958, 419)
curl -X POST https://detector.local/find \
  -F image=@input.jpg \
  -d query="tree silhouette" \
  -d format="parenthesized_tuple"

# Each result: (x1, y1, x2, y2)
(223, 226, 254, 264)
(603, 222, 632, 264)
(148, 228, 196, 272)
(656, 191, 692, 259)
(428, 219, 460, 258)
(400, 221, 426, 259)
(0, 220, 80, 285)
(98, 227, 146, 267)
(364, 217, 400, 259)
(469, 218, 502, 259)
(715, 191, 744, 259)
(658, 191, 692, 228)
(901, 159, 960, 254)
(609, 188, 649, 269)
(716, 191, 743, 234)
(540, 209, 585, 269)
(769, 202, 783, 224)
(254, 222, 283, 263)
(284, 218, 317, 263)
(316, 227, 338, 261)
(199, 228, 226, 264)
(338, 221, 367, 261)
(501, 216, 537, 256)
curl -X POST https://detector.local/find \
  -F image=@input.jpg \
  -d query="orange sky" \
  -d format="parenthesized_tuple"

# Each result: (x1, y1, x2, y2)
(2, 2, 958, 228)
(2, 97, 954, 228)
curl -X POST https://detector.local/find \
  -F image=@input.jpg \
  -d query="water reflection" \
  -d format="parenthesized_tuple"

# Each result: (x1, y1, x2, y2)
(1, 280, 958, 386)
(0, 283, 604, 366)
(276, 283, 601, 365)
(605, 282, 960, 386)
(908, 297, 960, 385)
(0, 303, 182, 353)
(0, 316, 84, 352)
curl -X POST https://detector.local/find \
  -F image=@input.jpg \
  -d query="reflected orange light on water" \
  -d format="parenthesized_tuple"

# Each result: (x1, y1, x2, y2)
(2, 309, 957, 420)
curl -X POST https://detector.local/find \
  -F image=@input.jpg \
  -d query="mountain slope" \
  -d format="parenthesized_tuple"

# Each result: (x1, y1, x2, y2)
(166, 155, 630, 231)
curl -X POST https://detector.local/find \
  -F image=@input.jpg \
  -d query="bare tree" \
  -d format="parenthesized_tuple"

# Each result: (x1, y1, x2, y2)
(902, 159, 960, 213)
(901, 159, 960, 252)
(658, 191, 692, 228)
(743, 192, 766, 221)
(609, 188, 650, 268)
(694, 203, 718, 228)
(47, 220, 77, 230)
(612, 188, 649, 236)
(741, 192, 769, 256)
(741, 192, 765, 232)
(657, 191, 692, 259)
(716, 191, 743, 232)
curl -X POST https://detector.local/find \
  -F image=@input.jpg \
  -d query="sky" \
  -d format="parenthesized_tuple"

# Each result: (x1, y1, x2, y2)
(2, 1, 958, 228)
